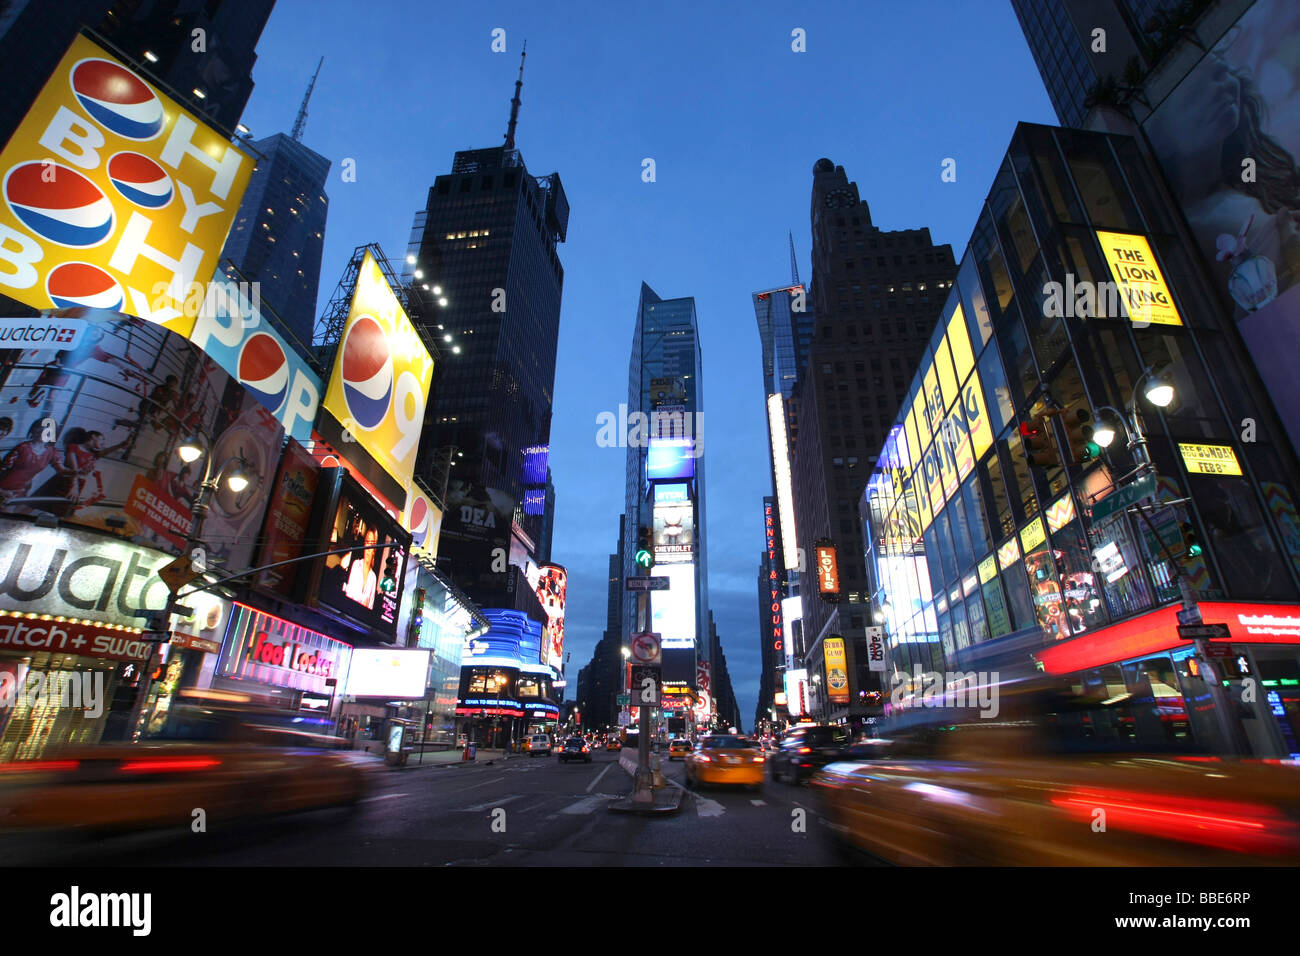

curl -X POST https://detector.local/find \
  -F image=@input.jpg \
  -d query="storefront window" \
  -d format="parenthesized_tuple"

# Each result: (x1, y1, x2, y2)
(972, 209, 1015, 325)
(962, 475, 992, 557)
(998, 426, 1040, 523)
(981, 571, 1014, 639)
(958, 254, 994, 349)
(978, 342, 1015, 436)
(947, 492, 975, 575)
(1058, 130, 1144, 232)
(934, 510, 960, 589)
(1050, 518, 1109, 634)
(1000, 560, 1038, 637)
(980, 450, 1015, 540)
(1088, 511, 1156, 617)
(965, 592, 989, 646)
(1135, 332, 1232, 443)
(995, 300, 1039, 416)
(950, 601, 971, 653)
(1023, 545, 1071, 641)
(1190, 474, 1293, 600)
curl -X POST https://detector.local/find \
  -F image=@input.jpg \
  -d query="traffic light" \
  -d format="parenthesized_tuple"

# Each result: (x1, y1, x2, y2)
(635, 526, 655, 569)
(1061, 408, 1101, 465)
(380, 552, 399, 593)
(411, 587, 426, 630)
(1179, 521, 1203, 558)
(1018, 415, 1058, 468)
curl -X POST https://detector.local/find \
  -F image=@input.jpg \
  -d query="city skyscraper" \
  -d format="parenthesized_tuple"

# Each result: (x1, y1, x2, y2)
(624, 283, 709, 697)
(1010, 0, 1181, 128)
(221, 130, 330, 351)
(790, 158, 956, 726)
(402, 49, 569, 593)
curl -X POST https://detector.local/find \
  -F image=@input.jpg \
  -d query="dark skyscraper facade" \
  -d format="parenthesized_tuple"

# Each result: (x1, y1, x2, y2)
(1010, 0, 1178, 128)
(222, 132, 330, 350)
(790, 158, 956, 724)
(402, 62, 568, 588)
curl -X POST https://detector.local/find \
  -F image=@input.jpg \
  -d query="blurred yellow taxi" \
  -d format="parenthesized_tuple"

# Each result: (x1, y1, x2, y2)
(684, 735, 765, 790)
(0, 701, 368, 833)
(812, 699, 1300, 866)
(667, 738, 692, 760)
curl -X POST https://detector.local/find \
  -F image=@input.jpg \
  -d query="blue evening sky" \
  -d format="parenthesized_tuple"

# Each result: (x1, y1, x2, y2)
(236, 0, 1056, 726)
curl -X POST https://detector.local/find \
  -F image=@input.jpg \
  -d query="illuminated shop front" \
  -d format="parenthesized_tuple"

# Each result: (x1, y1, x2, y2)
(456, 609, 558, 748)
(862, 124, 1300, 757)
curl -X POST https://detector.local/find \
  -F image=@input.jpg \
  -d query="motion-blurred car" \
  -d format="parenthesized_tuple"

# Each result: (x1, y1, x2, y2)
(769, 725, 849, 784)
(667, 739, 692, 761)
(524, 734, 552, 756)
(559, 737, 592, 763)
(0, 700, 368, 834)
(684, 735, 765, 790)
(812, 692, 1300, 865)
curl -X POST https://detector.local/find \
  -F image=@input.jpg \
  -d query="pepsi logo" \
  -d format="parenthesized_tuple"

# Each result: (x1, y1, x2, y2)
(408, 494, 431, 548)
(340, 315, 393, 430)
(70, 58, 164, 140)
(107, 151, 172, 208)
(3, 162, 114, 247)
(237, 332, 290, 413)
(46, 261, 123, 310)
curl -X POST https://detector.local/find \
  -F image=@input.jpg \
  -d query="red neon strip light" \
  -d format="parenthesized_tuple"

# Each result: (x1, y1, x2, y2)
(120, 757, 221, 773)
(0, 760, 79, 772)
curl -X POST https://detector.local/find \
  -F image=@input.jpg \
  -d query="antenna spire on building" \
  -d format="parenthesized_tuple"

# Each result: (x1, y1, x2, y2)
(504, 41, 526, 150)
(789, 231, 800, 286)
(291, 56, 324, 142)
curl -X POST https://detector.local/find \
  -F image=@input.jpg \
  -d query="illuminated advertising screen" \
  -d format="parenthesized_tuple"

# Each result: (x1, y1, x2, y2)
(824, 637, 850, 703)
(317, 250, 434, 507)
(767, 394, 800, 571)
(653, 500, 694, 563)
(310, 469, 410, 638)
(402, 484, 443, 561)
(784, 669, 809, 718)
(344, 648, 430, 698)
(523, 445, 549, 486)
(652, 564, 696, 649)
(461, 608, 542, 668)
(0, 311, 282, 571)
(217, 602, 352, 696)
(646, 437, 696, 481)
(439, 480, 515, 591)
(190, 274, 322, 443)
(535, 564, 567, 672)
(456, 665, 522, 717)
(815, 541, 840, 598)
(0, 35, 254, 336)
(255, 438, 320, 597)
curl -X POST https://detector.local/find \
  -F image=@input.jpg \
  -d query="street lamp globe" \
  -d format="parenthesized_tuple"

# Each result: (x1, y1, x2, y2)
(1144, 373, 1175, 408)
(178, 435, 203, 463)
(225, 460, 253, 493)
(1092, 420, 1117, 448)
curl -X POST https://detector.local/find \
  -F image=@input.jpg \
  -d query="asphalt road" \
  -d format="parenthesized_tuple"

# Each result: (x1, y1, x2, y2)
(0, 751, 853, 866)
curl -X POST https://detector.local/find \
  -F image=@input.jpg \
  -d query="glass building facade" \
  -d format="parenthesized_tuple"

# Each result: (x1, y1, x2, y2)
(862, 123, 1300, 756)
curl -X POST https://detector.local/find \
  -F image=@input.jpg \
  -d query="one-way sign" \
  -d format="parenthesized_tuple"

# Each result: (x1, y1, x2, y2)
(626, 576, 670, 591)
(1177, 623, 1230, 641)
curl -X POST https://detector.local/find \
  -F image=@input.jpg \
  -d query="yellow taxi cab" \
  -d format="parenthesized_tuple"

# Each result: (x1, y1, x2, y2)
(0, 700, 368, 833)
(605, 737, 622, 752)
(812, 686, 1300, 866)
(667, 738, 692, 760)
(684, 734, 765, 790)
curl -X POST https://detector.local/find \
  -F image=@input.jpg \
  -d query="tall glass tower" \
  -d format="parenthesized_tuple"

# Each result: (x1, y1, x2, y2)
(624, 283, 709, 693)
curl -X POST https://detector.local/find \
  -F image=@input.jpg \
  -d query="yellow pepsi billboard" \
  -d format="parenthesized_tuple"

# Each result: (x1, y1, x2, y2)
(0, 34, 253, 338)
(319, 250, 434, 508)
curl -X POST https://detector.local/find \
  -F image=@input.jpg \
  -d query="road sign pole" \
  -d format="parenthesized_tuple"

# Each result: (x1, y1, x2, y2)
(633, 563, 654, 803)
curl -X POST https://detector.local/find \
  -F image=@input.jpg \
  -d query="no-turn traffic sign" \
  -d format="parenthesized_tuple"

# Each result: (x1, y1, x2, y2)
(631, 632, 661, 665)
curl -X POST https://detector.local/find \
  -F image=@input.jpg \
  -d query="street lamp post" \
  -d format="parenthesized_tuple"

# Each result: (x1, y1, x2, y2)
(127, 435, 255, 741)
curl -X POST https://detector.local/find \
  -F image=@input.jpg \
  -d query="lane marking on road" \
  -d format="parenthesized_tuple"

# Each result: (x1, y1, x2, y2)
(750, 799, 766, 806)
(586, 764, 614, 793)
(456, 794, 526, 813)
(361, 793, 408, 804)
(554, 795, 617, 816)
(443, 775, 508, 796)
